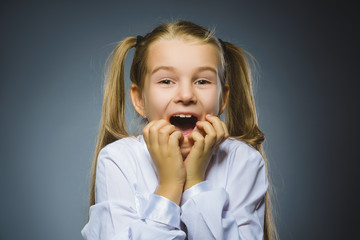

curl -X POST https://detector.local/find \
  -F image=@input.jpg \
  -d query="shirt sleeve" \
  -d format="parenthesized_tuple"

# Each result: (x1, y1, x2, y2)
(81, 146, 186, 240)
(180, 147, 268, 240)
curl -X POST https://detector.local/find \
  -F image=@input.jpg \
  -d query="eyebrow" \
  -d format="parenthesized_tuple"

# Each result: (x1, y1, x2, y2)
(151, 66, 217, 75)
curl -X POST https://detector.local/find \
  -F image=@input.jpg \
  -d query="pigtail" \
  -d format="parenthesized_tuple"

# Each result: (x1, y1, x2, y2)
(89, 37, 137, 206)
(223, 42, 278, 240)
(222, 42, 264, 147)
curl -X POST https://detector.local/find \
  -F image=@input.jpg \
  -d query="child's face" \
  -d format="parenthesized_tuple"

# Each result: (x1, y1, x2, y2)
(132, 39, 228, 157)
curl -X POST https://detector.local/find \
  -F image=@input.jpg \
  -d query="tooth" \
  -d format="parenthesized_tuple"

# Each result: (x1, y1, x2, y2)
(179, 114, 185, 118)
(185, 115, 191, 118)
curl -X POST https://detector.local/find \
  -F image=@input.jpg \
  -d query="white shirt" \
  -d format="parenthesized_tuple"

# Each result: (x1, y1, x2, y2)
(81, 135, 268, 240)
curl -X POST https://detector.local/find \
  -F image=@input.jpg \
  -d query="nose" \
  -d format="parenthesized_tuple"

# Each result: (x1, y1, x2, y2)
(173, 81, 197, 105)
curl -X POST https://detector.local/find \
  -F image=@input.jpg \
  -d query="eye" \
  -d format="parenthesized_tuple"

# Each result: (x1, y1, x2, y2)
(195, 79, 210, 85)
(159, 79, 174, 85)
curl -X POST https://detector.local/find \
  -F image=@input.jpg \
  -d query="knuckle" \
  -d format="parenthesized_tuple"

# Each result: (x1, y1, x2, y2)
(168, 125, 176, 132)
(204, 121, 212, 127)
(142, 128, 149, 136)
(194, 132, 203, 140)
(172, 130, 180, 137)
(159, 119, 167, 124)
(159, 128, 167, 134)
(169, 134, 177, 142)
(149, 127, 157, 134)
(206, 134, 216, 142)
(198, 137, 205, 145)
(208, 132, 216, 139)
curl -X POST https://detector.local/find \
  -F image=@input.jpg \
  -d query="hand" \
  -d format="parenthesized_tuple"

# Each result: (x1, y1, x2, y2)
(143, 119, 185, 204)
(183, 115, 229, 190)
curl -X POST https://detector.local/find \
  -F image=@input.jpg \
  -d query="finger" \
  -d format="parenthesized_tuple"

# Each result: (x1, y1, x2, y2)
(158, 124, 176, 146)
(205, 115, 225, 143)
(168, 130, 183, 149)
(190, 130, 205, 150)
(143, 120, 158, 147)
(194, 122, 206, 137)
(221, 121, 229, 139)
(196, 121, 216, 147)
(149, 119, 169, 148)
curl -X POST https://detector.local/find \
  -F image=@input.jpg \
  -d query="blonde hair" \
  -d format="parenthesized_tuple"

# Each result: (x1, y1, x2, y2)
(89, 20, 278, 239)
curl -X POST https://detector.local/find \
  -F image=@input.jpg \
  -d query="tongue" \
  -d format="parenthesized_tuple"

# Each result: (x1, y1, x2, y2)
(174, 122, 195, 137)
(177, 127, 194, 137)
(181, 128, 193, 137)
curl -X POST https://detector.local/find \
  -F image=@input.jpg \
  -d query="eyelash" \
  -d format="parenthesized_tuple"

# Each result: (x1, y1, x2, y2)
(159, 79, 174, 85)
(195, 79, 210, 85)
(159, 79, 211, 85)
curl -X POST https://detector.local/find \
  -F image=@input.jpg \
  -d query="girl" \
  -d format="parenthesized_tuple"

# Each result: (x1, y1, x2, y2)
(82, 20, 277, 239)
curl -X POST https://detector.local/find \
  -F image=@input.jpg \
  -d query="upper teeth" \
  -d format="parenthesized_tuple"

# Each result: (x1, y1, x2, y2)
(174, 114, 192, 118)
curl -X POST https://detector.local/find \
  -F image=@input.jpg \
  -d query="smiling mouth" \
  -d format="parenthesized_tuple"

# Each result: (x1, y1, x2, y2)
(170, 114, 198, 136)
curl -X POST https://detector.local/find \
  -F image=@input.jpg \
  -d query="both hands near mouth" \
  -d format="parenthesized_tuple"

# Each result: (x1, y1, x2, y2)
(142, 114, 229, 205)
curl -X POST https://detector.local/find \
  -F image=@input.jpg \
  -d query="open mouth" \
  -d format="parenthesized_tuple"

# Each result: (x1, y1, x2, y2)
(170, 114, 198, 136)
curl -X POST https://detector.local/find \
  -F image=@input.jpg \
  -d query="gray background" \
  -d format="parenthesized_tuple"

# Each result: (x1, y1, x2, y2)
(1, 1, 358, 239)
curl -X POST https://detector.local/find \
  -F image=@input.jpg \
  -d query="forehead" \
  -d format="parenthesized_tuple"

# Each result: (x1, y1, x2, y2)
(146, 39, 221, 73)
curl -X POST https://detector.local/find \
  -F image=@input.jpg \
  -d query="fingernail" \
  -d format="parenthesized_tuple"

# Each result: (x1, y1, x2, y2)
(206, 114, 212, 118)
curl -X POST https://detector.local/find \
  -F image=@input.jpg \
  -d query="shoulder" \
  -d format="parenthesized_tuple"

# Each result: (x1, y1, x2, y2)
(100, 135, 145, 157)
(215, 138, 264, 169)
(97, 135, 149, 170)
(218, 138, 262, 159)
(206, 138, 267, 190)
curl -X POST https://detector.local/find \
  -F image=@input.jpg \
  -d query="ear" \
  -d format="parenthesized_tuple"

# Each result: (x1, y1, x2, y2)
(219, 83, 230, 115)
(130, 84, 146, 117)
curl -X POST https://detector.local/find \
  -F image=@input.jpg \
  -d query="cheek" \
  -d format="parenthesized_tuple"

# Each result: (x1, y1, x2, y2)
(145, 88, 172, 120)
(201, 89, 221, 114)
